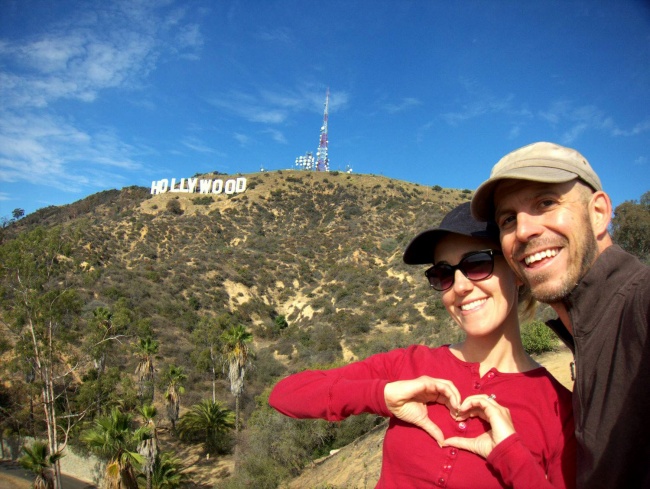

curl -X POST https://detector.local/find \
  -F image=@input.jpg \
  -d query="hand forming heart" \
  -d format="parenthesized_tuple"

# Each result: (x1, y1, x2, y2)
(384, 377, 516, 459)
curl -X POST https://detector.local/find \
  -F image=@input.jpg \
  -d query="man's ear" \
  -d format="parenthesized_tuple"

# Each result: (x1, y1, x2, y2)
(589, 190, 612, 240)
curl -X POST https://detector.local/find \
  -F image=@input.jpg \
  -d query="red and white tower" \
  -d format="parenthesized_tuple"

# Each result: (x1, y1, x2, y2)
(315, 88, 330, 172)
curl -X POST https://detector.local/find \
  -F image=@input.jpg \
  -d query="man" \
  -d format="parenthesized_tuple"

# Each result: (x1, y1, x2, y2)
(471, 141, 650, 488)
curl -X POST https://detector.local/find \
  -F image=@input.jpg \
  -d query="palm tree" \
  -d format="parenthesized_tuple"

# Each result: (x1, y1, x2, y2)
(162, 364, 186, 432)
(135, 337, 159, 403)
(18, 441, 63, 489)
(221, 324, 253, 431)
(139, 452, 189, 489)
(81, 407, 146, 489)
(177, 399, 234, 455)
(137, 404, 158, 489)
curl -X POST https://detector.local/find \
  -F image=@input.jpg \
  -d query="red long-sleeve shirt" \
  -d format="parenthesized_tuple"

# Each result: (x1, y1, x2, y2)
(269, 345, 576, 489)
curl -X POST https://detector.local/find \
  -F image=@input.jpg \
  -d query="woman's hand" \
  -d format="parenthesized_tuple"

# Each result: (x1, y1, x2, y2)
(384, 376, 461, 446)
(443, 394, 516, 459)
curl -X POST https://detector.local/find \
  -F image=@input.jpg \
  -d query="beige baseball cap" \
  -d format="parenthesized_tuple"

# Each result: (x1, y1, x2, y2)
(471, 141, 602, 221)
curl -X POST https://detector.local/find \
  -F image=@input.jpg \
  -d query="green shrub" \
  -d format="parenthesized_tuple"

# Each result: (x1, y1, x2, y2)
(192, 196, 213, 205)
(521, 320, 556, 354)
(166, 199, 183, 215)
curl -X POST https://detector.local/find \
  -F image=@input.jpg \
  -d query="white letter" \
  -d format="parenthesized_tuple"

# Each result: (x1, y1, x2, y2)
(236, 177, 247, 193)
(170, 178, 178, 193)
(212, 179, 223, 194)
(188, 178, 198, 193)
(159, 179, 169, 193)
(225, 179, 236, 194)
(199, 179, 212, 193)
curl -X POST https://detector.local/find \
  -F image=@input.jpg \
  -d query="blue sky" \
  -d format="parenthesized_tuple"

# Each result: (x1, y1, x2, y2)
(1, 0, 649, 218)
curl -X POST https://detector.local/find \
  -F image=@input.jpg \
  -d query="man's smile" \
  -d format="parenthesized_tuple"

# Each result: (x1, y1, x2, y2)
(523, 248, 560, 267)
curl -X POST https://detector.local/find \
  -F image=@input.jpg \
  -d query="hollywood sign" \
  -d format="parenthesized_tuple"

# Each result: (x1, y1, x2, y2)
(150, 177, 247, 195)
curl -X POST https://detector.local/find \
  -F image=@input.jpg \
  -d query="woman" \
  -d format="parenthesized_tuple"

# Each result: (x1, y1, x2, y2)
(269, 202, 575, 488)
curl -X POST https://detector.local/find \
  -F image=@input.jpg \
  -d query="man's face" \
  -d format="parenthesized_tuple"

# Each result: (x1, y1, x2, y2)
(493, 179, 598, 304)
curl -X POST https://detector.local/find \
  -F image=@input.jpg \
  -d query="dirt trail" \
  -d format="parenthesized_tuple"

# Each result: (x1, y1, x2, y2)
(0, 460, 96, 489)
(534, 343, 574, 390)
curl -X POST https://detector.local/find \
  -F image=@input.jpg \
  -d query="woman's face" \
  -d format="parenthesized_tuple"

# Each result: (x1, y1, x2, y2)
(434, 234, 521, 338)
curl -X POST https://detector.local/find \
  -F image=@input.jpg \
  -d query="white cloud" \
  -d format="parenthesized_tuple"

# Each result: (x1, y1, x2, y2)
(540, 101, 650, 140)
(0, 0, 206, 200)
(383, 97, 421, 114)
(443, 85, 650, 145)
(209, 92, 289, 124)
(0, 111, 143, 193)
(208, 87, 348, 132)
(256, 28, 293, 44)
(233, 133, 252, 146)
(441, 92, 518, 126)
(0, 1, 202, 110)
(613, 120, 650, 137)
(561, 123, 589, 145)
(181, 136, 219, 154)
(263, 128, 288, 144)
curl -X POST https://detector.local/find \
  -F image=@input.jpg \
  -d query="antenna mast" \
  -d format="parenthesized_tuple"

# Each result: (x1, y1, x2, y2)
(316, 88, 330, 171)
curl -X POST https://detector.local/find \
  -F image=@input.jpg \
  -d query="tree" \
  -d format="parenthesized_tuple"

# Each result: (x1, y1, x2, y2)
(0, 226, 82, 489)
(12, 208, 25, 220)
(221, 324, 253, 431)
(137, 404, 158, 489)
(142, 452, 189, 489)
(177, 399, 234, 455)
(135, 337, 159, 403)
(84, 307, 127, 417)
(191, 315, 230, 402)
(19, 440, 64, 489)
(162, 364, 186, 432)
(611, 191, 650, 262)
(81, 407, 146, 489)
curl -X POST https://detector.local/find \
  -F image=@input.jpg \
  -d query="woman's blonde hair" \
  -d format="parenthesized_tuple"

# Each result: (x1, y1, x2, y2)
(485, 237, 537, 322)
(518, 286, 537, 323)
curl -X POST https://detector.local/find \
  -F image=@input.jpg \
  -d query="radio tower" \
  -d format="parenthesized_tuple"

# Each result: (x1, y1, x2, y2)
(316, 88, 330, 171)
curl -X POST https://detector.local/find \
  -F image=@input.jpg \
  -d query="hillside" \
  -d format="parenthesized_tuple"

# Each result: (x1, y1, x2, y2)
(3, 169, 472, 379)
(0, 169, 500, 487)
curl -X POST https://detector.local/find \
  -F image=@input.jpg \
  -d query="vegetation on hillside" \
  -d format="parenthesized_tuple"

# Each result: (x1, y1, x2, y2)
(0, 171, 647, 488)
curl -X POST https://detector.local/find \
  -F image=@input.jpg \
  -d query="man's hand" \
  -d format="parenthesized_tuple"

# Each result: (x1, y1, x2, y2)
(384, 376, 461, 446)
(443, 394, 516, 459)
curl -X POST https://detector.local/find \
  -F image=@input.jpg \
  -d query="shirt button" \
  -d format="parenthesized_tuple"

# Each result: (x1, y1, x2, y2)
(487, 372, 495, 379)
(437, 477, 446, 486)
(474, 382, 481, 389)
(449, 448, 458, 457)
(443, 464, 452, 472)
(457, 421, 467, 432)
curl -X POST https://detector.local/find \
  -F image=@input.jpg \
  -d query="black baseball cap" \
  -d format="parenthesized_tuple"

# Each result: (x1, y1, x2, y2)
(403, 202, 500, 265)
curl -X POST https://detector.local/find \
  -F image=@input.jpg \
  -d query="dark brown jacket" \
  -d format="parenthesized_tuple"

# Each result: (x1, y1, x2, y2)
(547, 245, 650, 489)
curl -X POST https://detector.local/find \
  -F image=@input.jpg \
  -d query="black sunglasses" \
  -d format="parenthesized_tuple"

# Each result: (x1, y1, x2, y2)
(424, 249, 503, 291)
